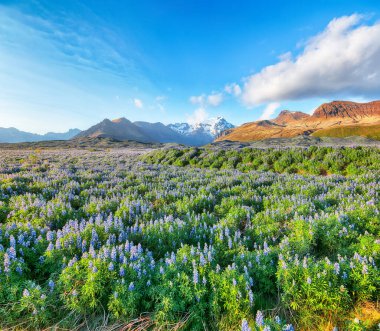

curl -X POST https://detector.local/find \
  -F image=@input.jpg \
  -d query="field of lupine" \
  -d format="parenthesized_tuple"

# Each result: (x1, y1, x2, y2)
(0, 147, 379, 330)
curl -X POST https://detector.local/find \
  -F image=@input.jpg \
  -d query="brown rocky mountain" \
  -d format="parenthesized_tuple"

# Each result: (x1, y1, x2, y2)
(216, 100, 380, 142)
(272, 110, 310, 125)
(313, 101, 380, 119)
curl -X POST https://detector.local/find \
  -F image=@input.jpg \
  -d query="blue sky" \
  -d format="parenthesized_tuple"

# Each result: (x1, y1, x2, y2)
(1, 0, 380, 133)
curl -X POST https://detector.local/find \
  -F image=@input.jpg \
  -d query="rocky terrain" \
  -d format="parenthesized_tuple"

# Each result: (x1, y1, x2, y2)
(217, 100, 380, 142)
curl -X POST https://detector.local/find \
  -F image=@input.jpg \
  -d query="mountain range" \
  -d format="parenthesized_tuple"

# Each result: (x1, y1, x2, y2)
(0, 127, 81, 143)
(217, 100, 380, 142)
(2, 100, 380, 145)
(75, 116, 234, 146)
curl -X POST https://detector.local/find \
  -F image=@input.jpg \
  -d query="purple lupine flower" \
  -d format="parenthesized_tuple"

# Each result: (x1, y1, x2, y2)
(46, 231, 54, 242)
(4, 253, 10, 273)
(9, 235, 16, 248)
(241, 319, 251, 331)
(334, 262, 340, 275)
(193, 266, 199, 285)
(248, 290, 254, 306)
(111, 247, 117, 262)
(307, 277, 312, 285)
(8, 247, 16, 260)
(255, 310, 264, 326)
(128, 282, 135, 291)
(23, 289, 30, 297)
(48, 280, 55, 291)
(199, 253, 206, 266)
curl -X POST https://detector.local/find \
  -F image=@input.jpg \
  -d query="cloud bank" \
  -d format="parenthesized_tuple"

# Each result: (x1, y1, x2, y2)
(242, 14, 380, 106)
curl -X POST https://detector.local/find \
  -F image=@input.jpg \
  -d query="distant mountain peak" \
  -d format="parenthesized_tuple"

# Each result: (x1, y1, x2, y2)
(112, 117, 131, 124)
(169, 117, 234, 138)
(0, 127, 81, 143)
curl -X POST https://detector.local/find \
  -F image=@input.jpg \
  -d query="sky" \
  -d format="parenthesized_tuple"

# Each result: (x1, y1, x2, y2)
(1, 0, 380, 133)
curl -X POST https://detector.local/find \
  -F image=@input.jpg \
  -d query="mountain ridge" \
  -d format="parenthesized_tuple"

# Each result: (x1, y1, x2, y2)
(0, 127, 81, 143)
(216, 100, 380, 142)
(75, 116, 234, 146)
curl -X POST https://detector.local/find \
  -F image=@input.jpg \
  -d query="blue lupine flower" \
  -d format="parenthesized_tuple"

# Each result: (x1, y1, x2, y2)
(128, 282, 135, 291)
(15, 265, 22, 274)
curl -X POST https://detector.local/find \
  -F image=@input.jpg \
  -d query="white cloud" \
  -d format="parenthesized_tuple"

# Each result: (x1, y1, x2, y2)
(190, 93, 223, 107)
(225, 83, 242, 96)
(190, 95, 205, 105)
(242, 14, 380, 106)
(155, 96, 166, 113)
(186, 107, 209, 126)
(155, 95, 167, 102)
(134, 98, 143, 109)
(207, 93, 223, 106)
(259, 102, 280, 120)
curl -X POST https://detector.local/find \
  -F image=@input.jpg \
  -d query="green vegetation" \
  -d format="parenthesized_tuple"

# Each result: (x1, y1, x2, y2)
(141, 146, 380, 176)
(312, 125, 380, 140)
(0, 148, 379, 330)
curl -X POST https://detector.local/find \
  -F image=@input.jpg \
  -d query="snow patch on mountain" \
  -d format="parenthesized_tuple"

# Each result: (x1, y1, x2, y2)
(168, 117, 234, 138)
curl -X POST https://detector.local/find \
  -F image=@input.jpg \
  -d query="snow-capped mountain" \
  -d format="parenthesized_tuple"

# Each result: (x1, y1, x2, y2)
(169, 117, 234, 138)
(76, 116, 234, 146)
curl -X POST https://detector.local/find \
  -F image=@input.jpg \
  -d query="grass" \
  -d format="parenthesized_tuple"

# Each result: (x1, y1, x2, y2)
(312, 124, 380, 140)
